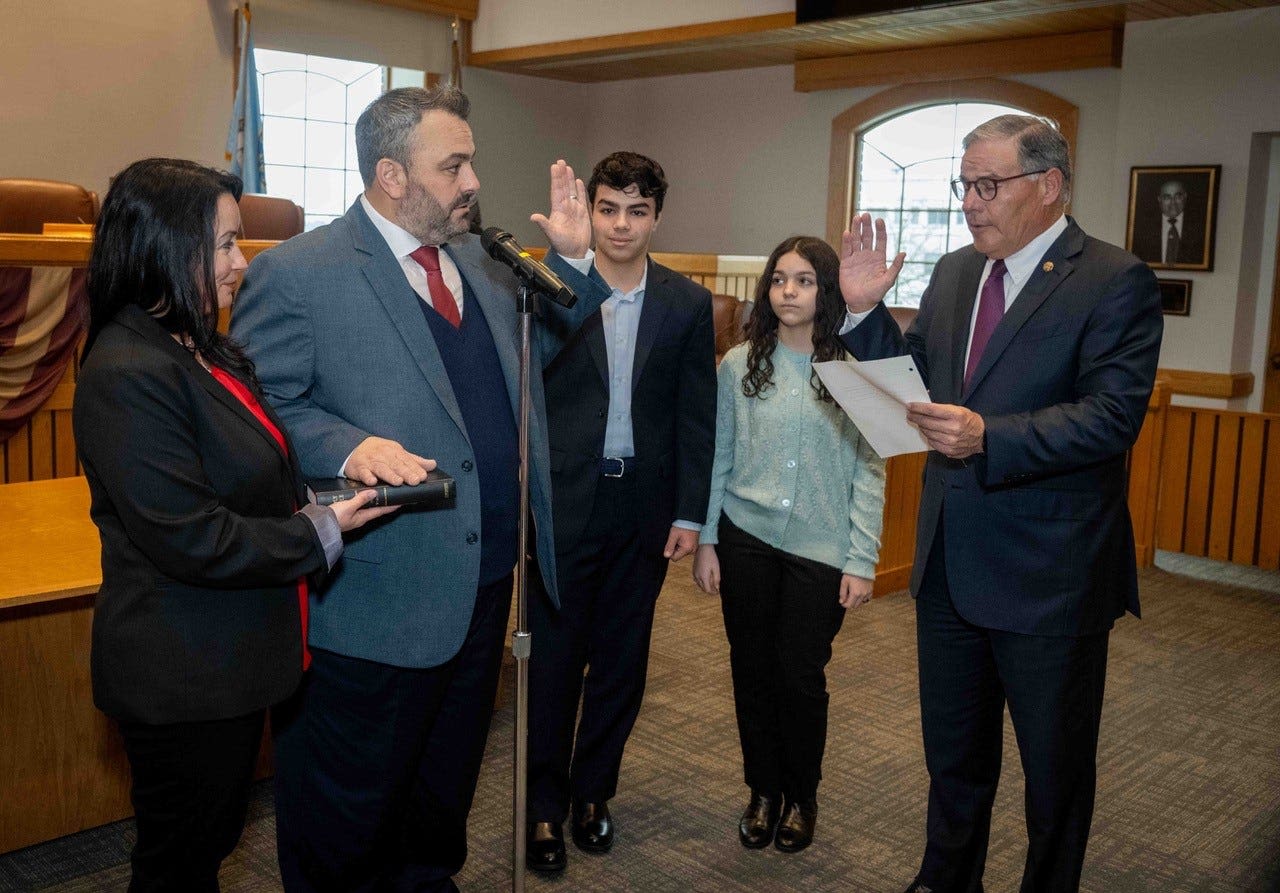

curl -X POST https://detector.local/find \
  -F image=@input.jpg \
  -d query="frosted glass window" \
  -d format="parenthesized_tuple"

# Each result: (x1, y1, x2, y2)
(255, 49, 426, 229)
(855, 102, 1026, 307)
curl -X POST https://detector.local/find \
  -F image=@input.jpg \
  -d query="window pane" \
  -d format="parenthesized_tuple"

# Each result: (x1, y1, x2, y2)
(306, 120, 346, 169)
(265, 166, 305, 208)
(255, 49, 299, 74)
(347, 69, 383, 122)
(263, 116, 305, 166)
(346, 170, 366, 207)
(307, 54, 381, 86)
(306, 72, 346, 123)
(305, 168, 346, 216)
(261, 70, 307, 118)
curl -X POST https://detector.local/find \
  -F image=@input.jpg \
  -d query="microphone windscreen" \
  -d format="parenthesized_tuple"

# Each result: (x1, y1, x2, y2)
(480, 226, 510, 256)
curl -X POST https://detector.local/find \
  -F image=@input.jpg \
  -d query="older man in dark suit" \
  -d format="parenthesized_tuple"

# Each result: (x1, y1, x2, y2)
(524, 152, 716, 872)
(839, 115, 1162, 893)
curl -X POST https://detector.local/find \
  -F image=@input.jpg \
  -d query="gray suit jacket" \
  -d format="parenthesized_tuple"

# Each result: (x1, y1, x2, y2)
(232, 201, 609, 668)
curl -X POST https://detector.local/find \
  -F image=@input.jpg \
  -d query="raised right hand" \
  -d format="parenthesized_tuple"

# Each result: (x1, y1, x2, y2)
(840, 212, 906, 313)
(345, 436, 436, 486)
(328, 488, 400, 532)
(692, 544, 721, 595)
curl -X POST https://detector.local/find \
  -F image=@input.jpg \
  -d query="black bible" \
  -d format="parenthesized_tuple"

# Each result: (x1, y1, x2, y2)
(307, 470, 456, 509)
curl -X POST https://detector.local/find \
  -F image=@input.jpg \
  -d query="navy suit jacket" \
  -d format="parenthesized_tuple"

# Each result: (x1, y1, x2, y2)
(842, 219, 1163, 636)
(231, 201, 609, 669)
(541, 258, 717, 554)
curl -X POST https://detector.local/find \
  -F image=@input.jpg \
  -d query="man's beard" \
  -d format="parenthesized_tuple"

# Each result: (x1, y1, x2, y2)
(399, 180, 475, 245)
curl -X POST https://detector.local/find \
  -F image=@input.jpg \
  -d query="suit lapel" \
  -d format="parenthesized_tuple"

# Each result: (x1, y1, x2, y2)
(631, 258, 670, 391)
(118, 306, 289, 467)
(349, 205, 468, 438)
(583, 311, 610, 387)
(963, 222, 1084, 399)
(946, 253, 986, 402)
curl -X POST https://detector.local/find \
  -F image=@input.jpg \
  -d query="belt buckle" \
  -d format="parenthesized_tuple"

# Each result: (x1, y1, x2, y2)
(603, 457, 625, 478)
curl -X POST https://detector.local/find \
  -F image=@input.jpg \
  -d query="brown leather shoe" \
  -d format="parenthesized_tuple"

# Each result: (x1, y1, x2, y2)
(773, 797, 817, 853)
(525, 821, 566, 873)
(571, 800, 614, 853)
(738, 790, 782, 848)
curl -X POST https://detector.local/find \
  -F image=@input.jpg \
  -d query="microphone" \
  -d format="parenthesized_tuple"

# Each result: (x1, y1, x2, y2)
(480, 226, 577, 308)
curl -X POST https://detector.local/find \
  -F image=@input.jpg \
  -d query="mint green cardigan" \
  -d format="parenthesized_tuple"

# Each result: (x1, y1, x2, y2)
(699, 341, 886, 579)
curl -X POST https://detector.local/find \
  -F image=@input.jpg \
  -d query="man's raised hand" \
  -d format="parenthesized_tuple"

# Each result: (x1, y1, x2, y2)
(840, 212, 906, 313)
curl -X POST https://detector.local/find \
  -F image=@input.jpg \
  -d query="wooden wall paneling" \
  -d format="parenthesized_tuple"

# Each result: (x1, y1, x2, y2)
(1259, 418, 1280, 569)
(1207, 414, 1241, 561)
(4, 427, 31, 484)
(1156, 406, 1193, 552)
(1128, 381, 1169, 566)
(1155, 368, 1254, 399)
(1183, 413, 1218, 557)
(1232, 414, 1267, 565)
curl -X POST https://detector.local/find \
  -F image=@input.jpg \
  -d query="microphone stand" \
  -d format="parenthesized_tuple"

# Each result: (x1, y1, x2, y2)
(511, 282, 534, 893)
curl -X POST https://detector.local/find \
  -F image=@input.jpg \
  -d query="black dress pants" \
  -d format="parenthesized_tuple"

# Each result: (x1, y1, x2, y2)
(716, 514, 846, 802)
(273, 574, 512, 893)
(117, 709, 265, 893)
(914, 526, 1110, 893)
(528, 471, 669, 822)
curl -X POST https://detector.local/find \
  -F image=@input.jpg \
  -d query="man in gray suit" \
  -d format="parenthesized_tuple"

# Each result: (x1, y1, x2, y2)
(231, 86, 609, 892)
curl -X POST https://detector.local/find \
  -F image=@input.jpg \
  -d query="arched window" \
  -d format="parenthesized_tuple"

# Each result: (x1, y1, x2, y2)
(826, 79, 1078, 308)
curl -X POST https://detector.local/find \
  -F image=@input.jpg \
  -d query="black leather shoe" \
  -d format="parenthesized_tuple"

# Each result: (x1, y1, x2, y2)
(571, 800, 613, 853)
(737, 790, 782, 848)
(525, 821, 566, 873)
(773, 798, 817, 853)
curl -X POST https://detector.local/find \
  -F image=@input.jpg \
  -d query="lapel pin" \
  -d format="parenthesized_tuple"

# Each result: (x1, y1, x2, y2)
(1042, 261, 1054, 273)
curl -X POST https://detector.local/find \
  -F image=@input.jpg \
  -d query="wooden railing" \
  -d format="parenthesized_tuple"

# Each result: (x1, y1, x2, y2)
(1155, 403, 1280, 569)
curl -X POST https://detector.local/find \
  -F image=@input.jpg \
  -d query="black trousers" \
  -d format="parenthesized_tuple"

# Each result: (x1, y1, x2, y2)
(117, 709, 265, 893)
(716, 514, 846, 802)
(914, 526, 1110, 893)
(273, 574, 512, 893)
(528, 471, 669, 823)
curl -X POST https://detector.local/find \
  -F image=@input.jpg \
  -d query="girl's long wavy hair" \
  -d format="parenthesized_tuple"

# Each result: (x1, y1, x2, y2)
(742, 235, 847, 403)
(85, 158, 256, 385)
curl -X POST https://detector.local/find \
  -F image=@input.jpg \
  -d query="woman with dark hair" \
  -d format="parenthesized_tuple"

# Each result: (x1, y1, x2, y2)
(73, 157, 395, 892)
(693, 235, 886, 854)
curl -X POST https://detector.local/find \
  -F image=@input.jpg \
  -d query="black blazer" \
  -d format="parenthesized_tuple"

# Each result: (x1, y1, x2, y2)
(74, 305, 327, 724)
(843, 219, 1163, 636)
(542, 258, 717, 554)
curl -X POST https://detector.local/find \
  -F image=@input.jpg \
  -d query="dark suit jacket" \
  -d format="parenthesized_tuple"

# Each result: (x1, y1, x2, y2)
(1131, 209, 1206, 266)
(842, 219, 1163, 636)
(74, 305, 327, 724)
(542, 258, 716, 554)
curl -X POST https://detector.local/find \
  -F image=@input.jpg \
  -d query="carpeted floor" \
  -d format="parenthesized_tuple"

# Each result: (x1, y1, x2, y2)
(3, 563, 1279, 892)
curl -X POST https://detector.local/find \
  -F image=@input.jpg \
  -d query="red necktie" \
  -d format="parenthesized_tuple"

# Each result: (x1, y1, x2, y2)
(965, 258, 1006, 389)
(409, 245, 461, 327)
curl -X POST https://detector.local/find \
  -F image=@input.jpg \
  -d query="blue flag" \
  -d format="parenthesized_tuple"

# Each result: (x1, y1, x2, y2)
(225, 7, 266, 193)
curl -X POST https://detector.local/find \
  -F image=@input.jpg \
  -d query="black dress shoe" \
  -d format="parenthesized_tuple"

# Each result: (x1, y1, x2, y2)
(737, 790, 782, 848)
(773, 797, 817, 853)
(571, 800, 613, 853)
(526, 821, 566, 873)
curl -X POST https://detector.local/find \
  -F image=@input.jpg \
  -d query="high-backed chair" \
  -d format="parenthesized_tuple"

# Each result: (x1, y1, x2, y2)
(712, 293, 752, 363)
(0, 178, 99, 233)
(238, 193, 304, 241)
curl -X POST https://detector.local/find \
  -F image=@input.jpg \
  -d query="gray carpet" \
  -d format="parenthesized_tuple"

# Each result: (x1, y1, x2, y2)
(3, 563, 1279, 892)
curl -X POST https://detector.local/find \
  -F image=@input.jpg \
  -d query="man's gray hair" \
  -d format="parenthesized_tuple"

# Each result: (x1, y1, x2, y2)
(355, 86, 471, 187)
(964, 114, 1072, 204)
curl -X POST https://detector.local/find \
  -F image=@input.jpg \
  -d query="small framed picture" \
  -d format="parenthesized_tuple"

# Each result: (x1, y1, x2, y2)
(1125, 165, 1220, 272)
(1157, 278, 1192, 316)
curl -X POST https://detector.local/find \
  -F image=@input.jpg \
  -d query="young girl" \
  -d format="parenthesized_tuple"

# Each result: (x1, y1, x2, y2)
(693, 235, 886, 853)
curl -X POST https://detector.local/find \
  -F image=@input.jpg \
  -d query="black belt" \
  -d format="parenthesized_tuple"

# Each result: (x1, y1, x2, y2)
(598, 456, 634, 478)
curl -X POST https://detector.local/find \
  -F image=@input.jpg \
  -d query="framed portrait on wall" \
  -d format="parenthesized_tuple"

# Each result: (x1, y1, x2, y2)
(1125, 165, 1220, 271)
(1157, 278, 1192, 316)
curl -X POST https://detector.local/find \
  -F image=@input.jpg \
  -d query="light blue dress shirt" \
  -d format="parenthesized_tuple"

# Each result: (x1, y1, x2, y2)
(600, 270, 647, 459)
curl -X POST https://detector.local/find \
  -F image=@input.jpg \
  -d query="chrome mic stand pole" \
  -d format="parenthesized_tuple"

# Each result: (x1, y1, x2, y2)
(511, 282, 534, 893)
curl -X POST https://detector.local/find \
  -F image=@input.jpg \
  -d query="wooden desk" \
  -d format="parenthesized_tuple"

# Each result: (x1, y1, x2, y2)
(0, 477, 130, 854)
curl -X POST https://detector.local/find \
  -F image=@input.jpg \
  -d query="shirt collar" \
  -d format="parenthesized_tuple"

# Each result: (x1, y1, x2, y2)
(609, 263, 649, 303)
(360, 194, 428, 259)
(1000, 214, 1068, 287)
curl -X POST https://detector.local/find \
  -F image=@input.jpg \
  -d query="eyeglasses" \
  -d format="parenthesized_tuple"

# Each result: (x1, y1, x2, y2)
(950, 170, 1048, 202)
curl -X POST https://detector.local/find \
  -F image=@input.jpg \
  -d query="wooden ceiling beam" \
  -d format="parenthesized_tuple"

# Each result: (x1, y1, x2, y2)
(796, 27, 1124, 91)
(360, 0, 478, 21)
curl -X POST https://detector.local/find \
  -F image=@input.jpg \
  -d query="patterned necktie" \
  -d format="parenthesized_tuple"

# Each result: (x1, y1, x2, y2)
(965, 258, 1006, 389)
(1165, 217, 1181, 265)
(409, 245, 461, 327)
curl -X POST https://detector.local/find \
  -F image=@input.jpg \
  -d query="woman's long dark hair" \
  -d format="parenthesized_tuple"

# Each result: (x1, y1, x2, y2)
(742, 235, 847, 403)
(85, 158, 255, 383)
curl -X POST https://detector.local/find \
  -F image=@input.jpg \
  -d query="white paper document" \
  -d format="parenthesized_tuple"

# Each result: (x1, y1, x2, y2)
(813, 357, 931, 458)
